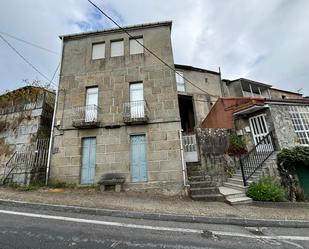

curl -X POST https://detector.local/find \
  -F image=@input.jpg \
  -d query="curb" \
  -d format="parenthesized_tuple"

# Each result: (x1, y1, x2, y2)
(0, 198, 309, 228)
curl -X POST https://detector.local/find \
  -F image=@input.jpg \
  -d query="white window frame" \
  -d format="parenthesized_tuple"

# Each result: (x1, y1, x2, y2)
(111, 40, 124, 57)
(176, 71, 185, 92)
(92, 42, 105, 60)
(130, 38, 143, 55)
(289, 105, 309, 146)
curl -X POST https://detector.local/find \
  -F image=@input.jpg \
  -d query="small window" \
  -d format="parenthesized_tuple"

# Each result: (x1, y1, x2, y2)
(282, 95, 287, 99)
(130, 38, 143, 55)
(111, 40, 124, 57)
(176, 71, 185, 92)
(92, 43, 105, 60)
(205, 78, 208, 83)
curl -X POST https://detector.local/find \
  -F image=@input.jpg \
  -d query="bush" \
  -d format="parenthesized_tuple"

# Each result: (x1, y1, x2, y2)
(247, 177, 287, 202)
(277, 146, 309, 201)
(227, 133, 247, 155)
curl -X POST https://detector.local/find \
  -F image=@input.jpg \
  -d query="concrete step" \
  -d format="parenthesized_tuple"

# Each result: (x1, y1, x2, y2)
(188, 175, 211, 182)
(189, 181, 213, 188)
(218, 186, 246, 199)
(233, 174, 259, 181)
(227, 178, 253, 186)
(223, 182, 247, 192)
(190, 187, 219, 196)
(226, 196, 252, 205)
(187, 170, 205, 177)
(191, 193, 225, 202)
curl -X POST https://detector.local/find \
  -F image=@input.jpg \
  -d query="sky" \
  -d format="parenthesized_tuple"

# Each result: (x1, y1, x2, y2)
(0, 0, 308, 95)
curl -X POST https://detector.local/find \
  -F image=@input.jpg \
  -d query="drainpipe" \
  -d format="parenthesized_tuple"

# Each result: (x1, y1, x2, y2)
(179, 129, 188, 189)
(45, 37, 64, 185)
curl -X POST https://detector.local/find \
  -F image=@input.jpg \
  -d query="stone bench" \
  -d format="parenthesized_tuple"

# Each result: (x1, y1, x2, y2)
(98, 173, 126, 193)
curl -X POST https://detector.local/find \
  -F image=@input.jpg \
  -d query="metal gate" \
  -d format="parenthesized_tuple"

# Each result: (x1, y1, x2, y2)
(249, 114, 273, 152)
(183, 134, 199, 162)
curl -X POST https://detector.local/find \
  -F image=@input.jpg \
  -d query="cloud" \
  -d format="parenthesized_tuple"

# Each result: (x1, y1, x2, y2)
(0, 0, 308, 95)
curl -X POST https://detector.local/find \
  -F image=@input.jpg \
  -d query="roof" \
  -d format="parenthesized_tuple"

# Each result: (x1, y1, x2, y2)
(270, 87, 303, 96)
(0, 85, 55, 97)
(174, 64, 220, 75)
(266, 98, 309, 105)
(226, 78, 272, 88)
(59, 21, 173, 40)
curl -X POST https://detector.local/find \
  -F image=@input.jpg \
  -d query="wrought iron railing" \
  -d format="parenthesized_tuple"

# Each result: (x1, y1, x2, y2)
(123, 100, 149, 123)
(1, 138, 50, 185)
(240, 131, 276, 186)
(72, 105, 100, 126)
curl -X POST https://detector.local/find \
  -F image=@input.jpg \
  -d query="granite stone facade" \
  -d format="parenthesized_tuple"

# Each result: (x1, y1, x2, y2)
(50, 22, 184, 194)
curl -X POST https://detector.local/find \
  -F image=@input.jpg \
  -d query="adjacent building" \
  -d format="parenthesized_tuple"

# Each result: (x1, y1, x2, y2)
(0, 86, 55, 184)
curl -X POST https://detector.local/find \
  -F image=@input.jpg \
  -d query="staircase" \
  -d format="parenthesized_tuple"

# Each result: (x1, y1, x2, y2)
(187, 162, 224, 201)
(220, 131, 277, 205)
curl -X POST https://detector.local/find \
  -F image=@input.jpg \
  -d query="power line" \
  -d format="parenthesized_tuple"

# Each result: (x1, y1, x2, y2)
(87, 0, 219, 98)
(0, 31, 59, 55)
(0, 34, 58, 88)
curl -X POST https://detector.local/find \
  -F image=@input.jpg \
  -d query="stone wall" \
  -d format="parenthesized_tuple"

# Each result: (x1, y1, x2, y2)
(50, 122, 183, 194)
(196, 128, 237, 186)
(268, 104, 300, 149)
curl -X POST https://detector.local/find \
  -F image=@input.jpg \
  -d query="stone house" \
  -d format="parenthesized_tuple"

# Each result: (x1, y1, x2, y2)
(200, 89, 309, 203)
(0, 86, 55, 184)
(50, 21, 187, 194)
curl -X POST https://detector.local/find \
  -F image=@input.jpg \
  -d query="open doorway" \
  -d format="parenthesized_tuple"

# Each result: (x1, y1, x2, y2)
(178, 95, 195, 134)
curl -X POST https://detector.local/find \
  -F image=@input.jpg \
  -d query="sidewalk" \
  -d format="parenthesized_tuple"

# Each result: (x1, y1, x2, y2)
(0, 186, 309, 222)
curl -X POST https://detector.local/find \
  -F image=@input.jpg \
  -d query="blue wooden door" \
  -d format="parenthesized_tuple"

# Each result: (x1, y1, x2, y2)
(81, 138, 96, 184)
(130, 135, 147, 182)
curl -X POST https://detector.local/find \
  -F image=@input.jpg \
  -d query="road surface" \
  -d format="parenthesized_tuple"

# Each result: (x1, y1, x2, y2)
(0, 205, 308, 249)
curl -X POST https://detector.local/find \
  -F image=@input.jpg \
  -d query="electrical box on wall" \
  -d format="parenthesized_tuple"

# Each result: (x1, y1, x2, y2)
(236, 130, 243, 136)
(245, 126, 251, 133)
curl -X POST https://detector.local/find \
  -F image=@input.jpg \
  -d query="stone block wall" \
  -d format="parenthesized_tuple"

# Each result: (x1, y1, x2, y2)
(196, 128, 237, 186)
(50, 122, 183, 194)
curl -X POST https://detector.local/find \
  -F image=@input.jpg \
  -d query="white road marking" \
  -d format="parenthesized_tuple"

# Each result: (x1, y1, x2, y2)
(0, 209, 309, 242)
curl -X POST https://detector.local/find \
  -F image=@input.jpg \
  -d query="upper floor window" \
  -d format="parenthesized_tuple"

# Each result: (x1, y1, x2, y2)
(111, 40, 124, 57)
(92, 43, 105, 60)
(176, 71, 185, 92)
(130, 38, 143, 55)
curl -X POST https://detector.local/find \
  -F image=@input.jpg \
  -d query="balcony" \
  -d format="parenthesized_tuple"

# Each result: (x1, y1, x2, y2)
(123, 100, 149, 124)
(72, 105, 101, 128)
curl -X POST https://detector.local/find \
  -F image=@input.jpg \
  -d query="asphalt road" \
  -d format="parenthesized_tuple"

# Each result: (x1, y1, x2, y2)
(0, 205, 308, 249)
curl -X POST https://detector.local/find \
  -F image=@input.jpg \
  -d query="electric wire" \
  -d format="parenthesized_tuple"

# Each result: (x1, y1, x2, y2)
(0, 34, 59, 89)
(87, 0, 219, 99)
(0, 31, 59, 55)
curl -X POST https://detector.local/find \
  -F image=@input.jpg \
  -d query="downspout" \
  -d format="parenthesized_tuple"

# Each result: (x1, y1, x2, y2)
(45, 37, 64, 185)
(179, 129, 189, 189)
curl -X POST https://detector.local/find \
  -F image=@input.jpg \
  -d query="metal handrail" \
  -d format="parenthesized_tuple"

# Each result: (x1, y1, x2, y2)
(72, 104, 100, 123)
(2, 151, 17, 184)
(123, 100, 149, 121)
(240, 130, 276, 186)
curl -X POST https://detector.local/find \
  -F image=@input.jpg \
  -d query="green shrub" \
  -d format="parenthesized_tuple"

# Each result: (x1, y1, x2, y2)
(247, 177, 288, 202)
(277, 146, 309, 201)
(48, 181, 67, 188)
(227, 133, 247, 155)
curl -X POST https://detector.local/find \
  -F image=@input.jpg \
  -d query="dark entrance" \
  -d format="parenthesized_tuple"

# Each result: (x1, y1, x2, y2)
(178, 95, 195, 134)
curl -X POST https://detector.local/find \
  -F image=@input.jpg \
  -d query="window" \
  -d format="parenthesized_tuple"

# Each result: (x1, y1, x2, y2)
(85, 87, 98, 122)
(176, 71, 185, 92)
(92, 43, 105, 60)
(111, 40, 124, 57)
(130, 38, 143, 55)
(289, 106, 309, 145)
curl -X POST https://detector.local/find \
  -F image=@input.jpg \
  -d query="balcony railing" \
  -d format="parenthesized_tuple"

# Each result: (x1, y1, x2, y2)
(123, 100, 149, 124)
(72, 105, 101, 128)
